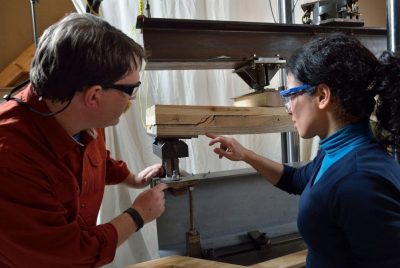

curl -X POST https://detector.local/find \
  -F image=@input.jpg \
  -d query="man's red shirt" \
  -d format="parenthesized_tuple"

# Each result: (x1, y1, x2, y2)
(0, 85, 130, 267)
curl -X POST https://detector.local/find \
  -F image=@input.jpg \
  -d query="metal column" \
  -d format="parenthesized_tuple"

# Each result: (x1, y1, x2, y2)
(387, 0, 400, 56)
(278, 0, 294, 24)
(30, 0, 39, 48)
(278, 0, 300, 163)
(387, 0, 400, 160)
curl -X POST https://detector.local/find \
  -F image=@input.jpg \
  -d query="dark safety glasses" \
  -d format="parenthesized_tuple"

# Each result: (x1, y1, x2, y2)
(100, 81, 141, 97)
(279, 84, 315, 113)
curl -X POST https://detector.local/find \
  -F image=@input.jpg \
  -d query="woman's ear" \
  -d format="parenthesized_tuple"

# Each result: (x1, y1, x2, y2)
(82, 85, 102, 109)
(315, 83, 332, 110)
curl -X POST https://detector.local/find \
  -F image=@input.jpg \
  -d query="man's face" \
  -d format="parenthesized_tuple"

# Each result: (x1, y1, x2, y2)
(97, 68, 140, 127)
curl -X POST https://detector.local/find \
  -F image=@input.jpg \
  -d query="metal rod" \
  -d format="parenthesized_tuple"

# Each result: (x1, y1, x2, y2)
(387, 0, 400, 161)
(281, 134, 288, 163)
(278, 0, 300, 163)
(30, 0, 39, 48)
(287, 131, 300, 163)
(387, 0, 400, 56)
(188, 186, 195, 230)
(278, 0, 294, 24)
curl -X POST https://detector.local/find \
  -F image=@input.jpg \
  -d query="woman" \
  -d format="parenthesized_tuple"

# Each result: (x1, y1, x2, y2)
(207, 33, 400, 268)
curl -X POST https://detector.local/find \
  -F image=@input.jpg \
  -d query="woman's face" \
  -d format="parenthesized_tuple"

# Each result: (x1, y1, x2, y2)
(286, 73, 322, 139)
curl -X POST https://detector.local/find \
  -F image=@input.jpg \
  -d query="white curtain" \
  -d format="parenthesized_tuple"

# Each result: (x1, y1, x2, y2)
(71, 1, 317, 267)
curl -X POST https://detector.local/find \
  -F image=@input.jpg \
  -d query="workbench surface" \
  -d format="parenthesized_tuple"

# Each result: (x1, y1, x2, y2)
(125, 250, 307, 268)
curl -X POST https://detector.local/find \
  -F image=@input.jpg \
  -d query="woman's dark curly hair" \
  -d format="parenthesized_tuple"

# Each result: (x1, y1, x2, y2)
(287, 32, 400, 153)
(375, 52, 400, 149)
(286, 32, 378, 121)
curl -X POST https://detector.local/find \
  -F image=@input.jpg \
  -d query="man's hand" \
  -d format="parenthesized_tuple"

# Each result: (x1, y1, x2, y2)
(136, 163, 164, 187)
(124, 164, 165, 188)
(132, 183, 168, 224)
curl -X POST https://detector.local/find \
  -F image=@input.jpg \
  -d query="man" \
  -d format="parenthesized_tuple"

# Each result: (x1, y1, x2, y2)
(0, 13, 167, 267)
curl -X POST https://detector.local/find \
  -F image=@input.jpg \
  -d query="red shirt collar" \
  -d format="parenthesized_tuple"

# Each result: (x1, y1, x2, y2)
(17, 85, 95, 159)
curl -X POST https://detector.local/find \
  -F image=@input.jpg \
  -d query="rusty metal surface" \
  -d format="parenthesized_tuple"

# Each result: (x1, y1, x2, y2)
(137, 17, 387, 70)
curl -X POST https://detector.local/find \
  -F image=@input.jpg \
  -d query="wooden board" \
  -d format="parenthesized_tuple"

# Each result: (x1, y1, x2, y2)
(124, 250, 307, 268)
(233, 91, 284, 107)
(0, 87, 11, 98)
(146, 104, 294, 138)
(249, 250, 307, 268)
(0, 43, 35, 87)
(124, 255, 245, 268)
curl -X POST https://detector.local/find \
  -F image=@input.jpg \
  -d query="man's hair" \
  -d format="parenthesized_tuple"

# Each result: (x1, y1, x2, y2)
(30, 13, 145, 102)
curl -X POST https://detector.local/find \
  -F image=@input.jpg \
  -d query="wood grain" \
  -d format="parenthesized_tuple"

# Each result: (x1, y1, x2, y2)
(233, 91, 284, 107)
(0, 87, 11, 98)
(124, 255, 245, 268)
(146, 105, 294, 138)
(249, 250, 307, 268)
(124, 250, 307, 268)
(0, 43, 35, 87)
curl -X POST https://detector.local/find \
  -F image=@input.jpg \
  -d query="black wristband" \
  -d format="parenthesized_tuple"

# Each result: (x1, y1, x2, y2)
(124, 207, 144, 231)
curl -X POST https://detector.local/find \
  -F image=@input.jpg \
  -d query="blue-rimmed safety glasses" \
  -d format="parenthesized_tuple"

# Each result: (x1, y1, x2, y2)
(100, 81, 141, 97)
(279, 84, 315, 113)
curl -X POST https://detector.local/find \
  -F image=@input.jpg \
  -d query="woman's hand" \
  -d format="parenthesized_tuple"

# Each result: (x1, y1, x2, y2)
(206, 133, 249, 161)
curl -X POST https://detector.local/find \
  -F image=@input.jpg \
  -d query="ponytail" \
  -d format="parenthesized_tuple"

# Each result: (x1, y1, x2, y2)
(374, 51, 400, 154)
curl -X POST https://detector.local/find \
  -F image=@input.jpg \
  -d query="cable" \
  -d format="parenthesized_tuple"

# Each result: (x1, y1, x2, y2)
(3, 80, 73, 117)
(11, 96, 72, 117)
(268, 0, 277, 23)
(292, 0, 300, 16)
(146, 0, 151, 18)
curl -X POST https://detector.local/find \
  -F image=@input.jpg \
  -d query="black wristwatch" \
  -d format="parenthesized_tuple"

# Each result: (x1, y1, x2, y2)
(124, 207, 144, 231)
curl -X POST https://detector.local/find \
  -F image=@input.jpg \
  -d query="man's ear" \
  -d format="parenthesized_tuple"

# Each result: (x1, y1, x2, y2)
(315, 84, 332, 110)
(82, 86, 102, 109)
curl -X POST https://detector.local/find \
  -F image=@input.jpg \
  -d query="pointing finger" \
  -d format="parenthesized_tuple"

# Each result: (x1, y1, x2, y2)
(206, 133, 217, 139)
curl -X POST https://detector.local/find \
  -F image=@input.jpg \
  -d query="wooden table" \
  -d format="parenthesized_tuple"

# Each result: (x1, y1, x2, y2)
(125, 250, 307, 268)
(250, 250, 307, 268)
(124, 255, 245, 268)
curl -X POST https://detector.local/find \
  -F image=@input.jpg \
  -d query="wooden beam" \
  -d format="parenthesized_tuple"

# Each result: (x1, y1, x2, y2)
(0, 87, 11, 98)
(233, 91, 283, 107)
(146, 104, 294, 138)
(0, 44, 35, 87)
(249, 250, 307, 268)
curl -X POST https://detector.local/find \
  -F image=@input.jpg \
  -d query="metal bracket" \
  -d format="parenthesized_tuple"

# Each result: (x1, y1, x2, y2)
(152, 138, 189, 178)
(233, 55, 286, 90)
